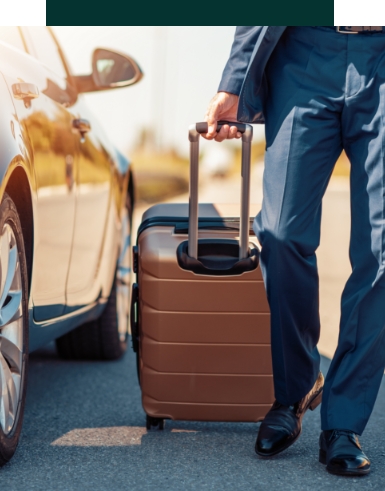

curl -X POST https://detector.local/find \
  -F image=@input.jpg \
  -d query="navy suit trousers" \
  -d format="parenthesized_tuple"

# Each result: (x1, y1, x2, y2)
(253, 26, 385, 434)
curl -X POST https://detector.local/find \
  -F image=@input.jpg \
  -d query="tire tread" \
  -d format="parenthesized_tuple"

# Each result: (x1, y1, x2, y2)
(56, 278, 124, 361)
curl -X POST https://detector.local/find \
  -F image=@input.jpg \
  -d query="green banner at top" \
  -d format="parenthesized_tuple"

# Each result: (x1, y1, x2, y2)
(46, 0, 334, 26)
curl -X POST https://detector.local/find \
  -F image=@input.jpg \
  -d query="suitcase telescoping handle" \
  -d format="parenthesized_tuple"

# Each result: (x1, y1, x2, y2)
(188, 121, 253, 260)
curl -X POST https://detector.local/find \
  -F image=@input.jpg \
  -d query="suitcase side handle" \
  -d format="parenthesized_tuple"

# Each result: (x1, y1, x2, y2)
(130, 283, 139, 353)
(187, 121, 253, 260)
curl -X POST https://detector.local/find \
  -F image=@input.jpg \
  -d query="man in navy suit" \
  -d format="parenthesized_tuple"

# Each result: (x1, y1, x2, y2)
(203, 26, 385, 476)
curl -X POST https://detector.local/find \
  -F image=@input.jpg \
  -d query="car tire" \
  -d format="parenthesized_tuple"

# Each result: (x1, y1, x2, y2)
(55, 194, 132, 361)
(0, 193, 29, 466)
(55, 275, 125, 360)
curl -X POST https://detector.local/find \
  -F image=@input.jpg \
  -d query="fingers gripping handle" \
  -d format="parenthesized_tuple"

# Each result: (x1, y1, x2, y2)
(188, 121, 253, 260)
(189, 122, 253, 142)
(196, 121, 248, 135)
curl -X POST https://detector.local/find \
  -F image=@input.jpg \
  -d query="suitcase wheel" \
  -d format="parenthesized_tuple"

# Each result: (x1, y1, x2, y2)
(146, 415, 165, 431)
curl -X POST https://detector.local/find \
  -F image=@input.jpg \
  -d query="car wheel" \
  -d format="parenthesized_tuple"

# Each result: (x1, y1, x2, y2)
(55, 194, 132, 360)
(0, 194, 29, 466)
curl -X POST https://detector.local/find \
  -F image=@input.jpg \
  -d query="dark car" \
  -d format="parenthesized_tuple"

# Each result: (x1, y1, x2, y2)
(0, 26, 142, 465)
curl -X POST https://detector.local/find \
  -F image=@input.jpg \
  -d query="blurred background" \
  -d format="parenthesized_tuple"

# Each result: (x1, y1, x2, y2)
(52, 26, 351, 358)
(53, 26, 264, 204)
(53, 26, 349, 205)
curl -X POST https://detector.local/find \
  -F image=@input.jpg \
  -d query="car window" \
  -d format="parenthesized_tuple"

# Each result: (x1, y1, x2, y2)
(25, 27, 68, 79)
(0, 27, 26, 52)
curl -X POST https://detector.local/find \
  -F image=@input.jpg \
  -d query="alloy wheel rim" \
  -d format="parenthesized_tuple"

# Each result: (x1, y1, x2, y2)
(0, 223, 23, 435)
(116, 207, 131, 343)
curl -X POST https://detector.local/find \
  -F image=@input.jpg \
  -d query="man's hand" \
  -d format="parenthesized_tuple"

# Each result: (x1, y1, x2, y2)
(203, 92, 241, 142)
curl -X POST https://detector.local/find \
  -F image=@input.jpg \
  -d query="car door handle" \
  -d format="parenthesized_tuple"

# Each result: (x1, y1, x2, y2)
(73, 118, 91, 133)
(72, 118, 91, 142)
(12, 83, 39, 108)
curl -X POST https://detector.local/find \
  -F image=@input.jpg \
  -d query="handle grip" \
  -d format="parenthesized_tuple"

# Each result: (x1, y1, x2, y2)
(196, 121, 247, 134)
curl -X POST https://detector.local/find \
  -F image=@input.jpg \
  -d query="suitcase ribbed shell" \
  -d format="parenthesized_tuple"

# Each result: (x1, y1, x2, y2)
(137, 203, 274, 422)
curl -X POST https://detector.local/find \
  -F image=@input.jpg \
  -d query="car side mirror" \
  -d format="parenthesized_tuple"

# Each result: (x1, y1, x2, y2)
(73, 48, 143, 94)
(92, 48, 143, 89)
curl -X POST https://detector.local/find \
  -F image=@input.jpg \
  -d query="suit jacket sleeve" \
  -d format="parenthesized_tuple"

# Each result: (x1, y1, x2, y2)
(218, 26, 263, 96)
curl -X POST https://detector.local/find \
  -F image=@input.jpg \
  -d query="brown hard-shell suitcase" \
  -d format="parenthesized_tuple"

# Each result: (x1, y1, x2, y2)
(131, 122, 274, 430)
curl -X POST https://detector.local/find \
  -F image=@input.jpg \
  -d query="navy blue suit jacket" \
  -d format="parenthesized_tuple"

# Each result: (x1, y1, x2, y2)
(218, 26, 287, 123)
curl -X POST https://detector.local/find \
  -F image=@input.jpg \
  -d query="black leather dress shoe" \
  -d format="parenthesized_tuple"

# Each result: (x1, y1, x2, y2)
(319, 430, 370, 476)
(255, 372, 324, 457)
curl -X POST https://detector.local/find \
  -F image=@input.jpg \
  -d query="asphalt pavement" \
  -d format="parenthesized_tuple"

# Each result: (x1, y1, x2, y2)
(1, 345, 385, 490)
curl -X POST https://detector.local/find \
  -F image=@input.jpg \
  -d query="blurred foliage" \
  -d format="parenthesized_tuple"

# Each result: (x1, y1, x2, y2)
(131, 149, 189, 204)
(233, 141, 350, 177)
(131, 130, 350, 205)
(231, 140, 266, 175)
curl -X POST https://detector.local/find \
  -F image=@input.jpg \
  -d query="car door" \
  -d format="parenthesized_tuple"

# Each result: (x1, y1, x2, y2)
(63, 99, 114, 312)
(40, 29, 115, 312)
(15, 27, 79, 321)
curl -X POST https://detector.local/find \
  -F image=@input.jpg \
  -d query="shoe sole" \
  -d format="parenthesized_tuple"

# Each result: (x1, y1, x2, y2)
(309, 390, 323, 411)
(319, 449, 370, 476)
